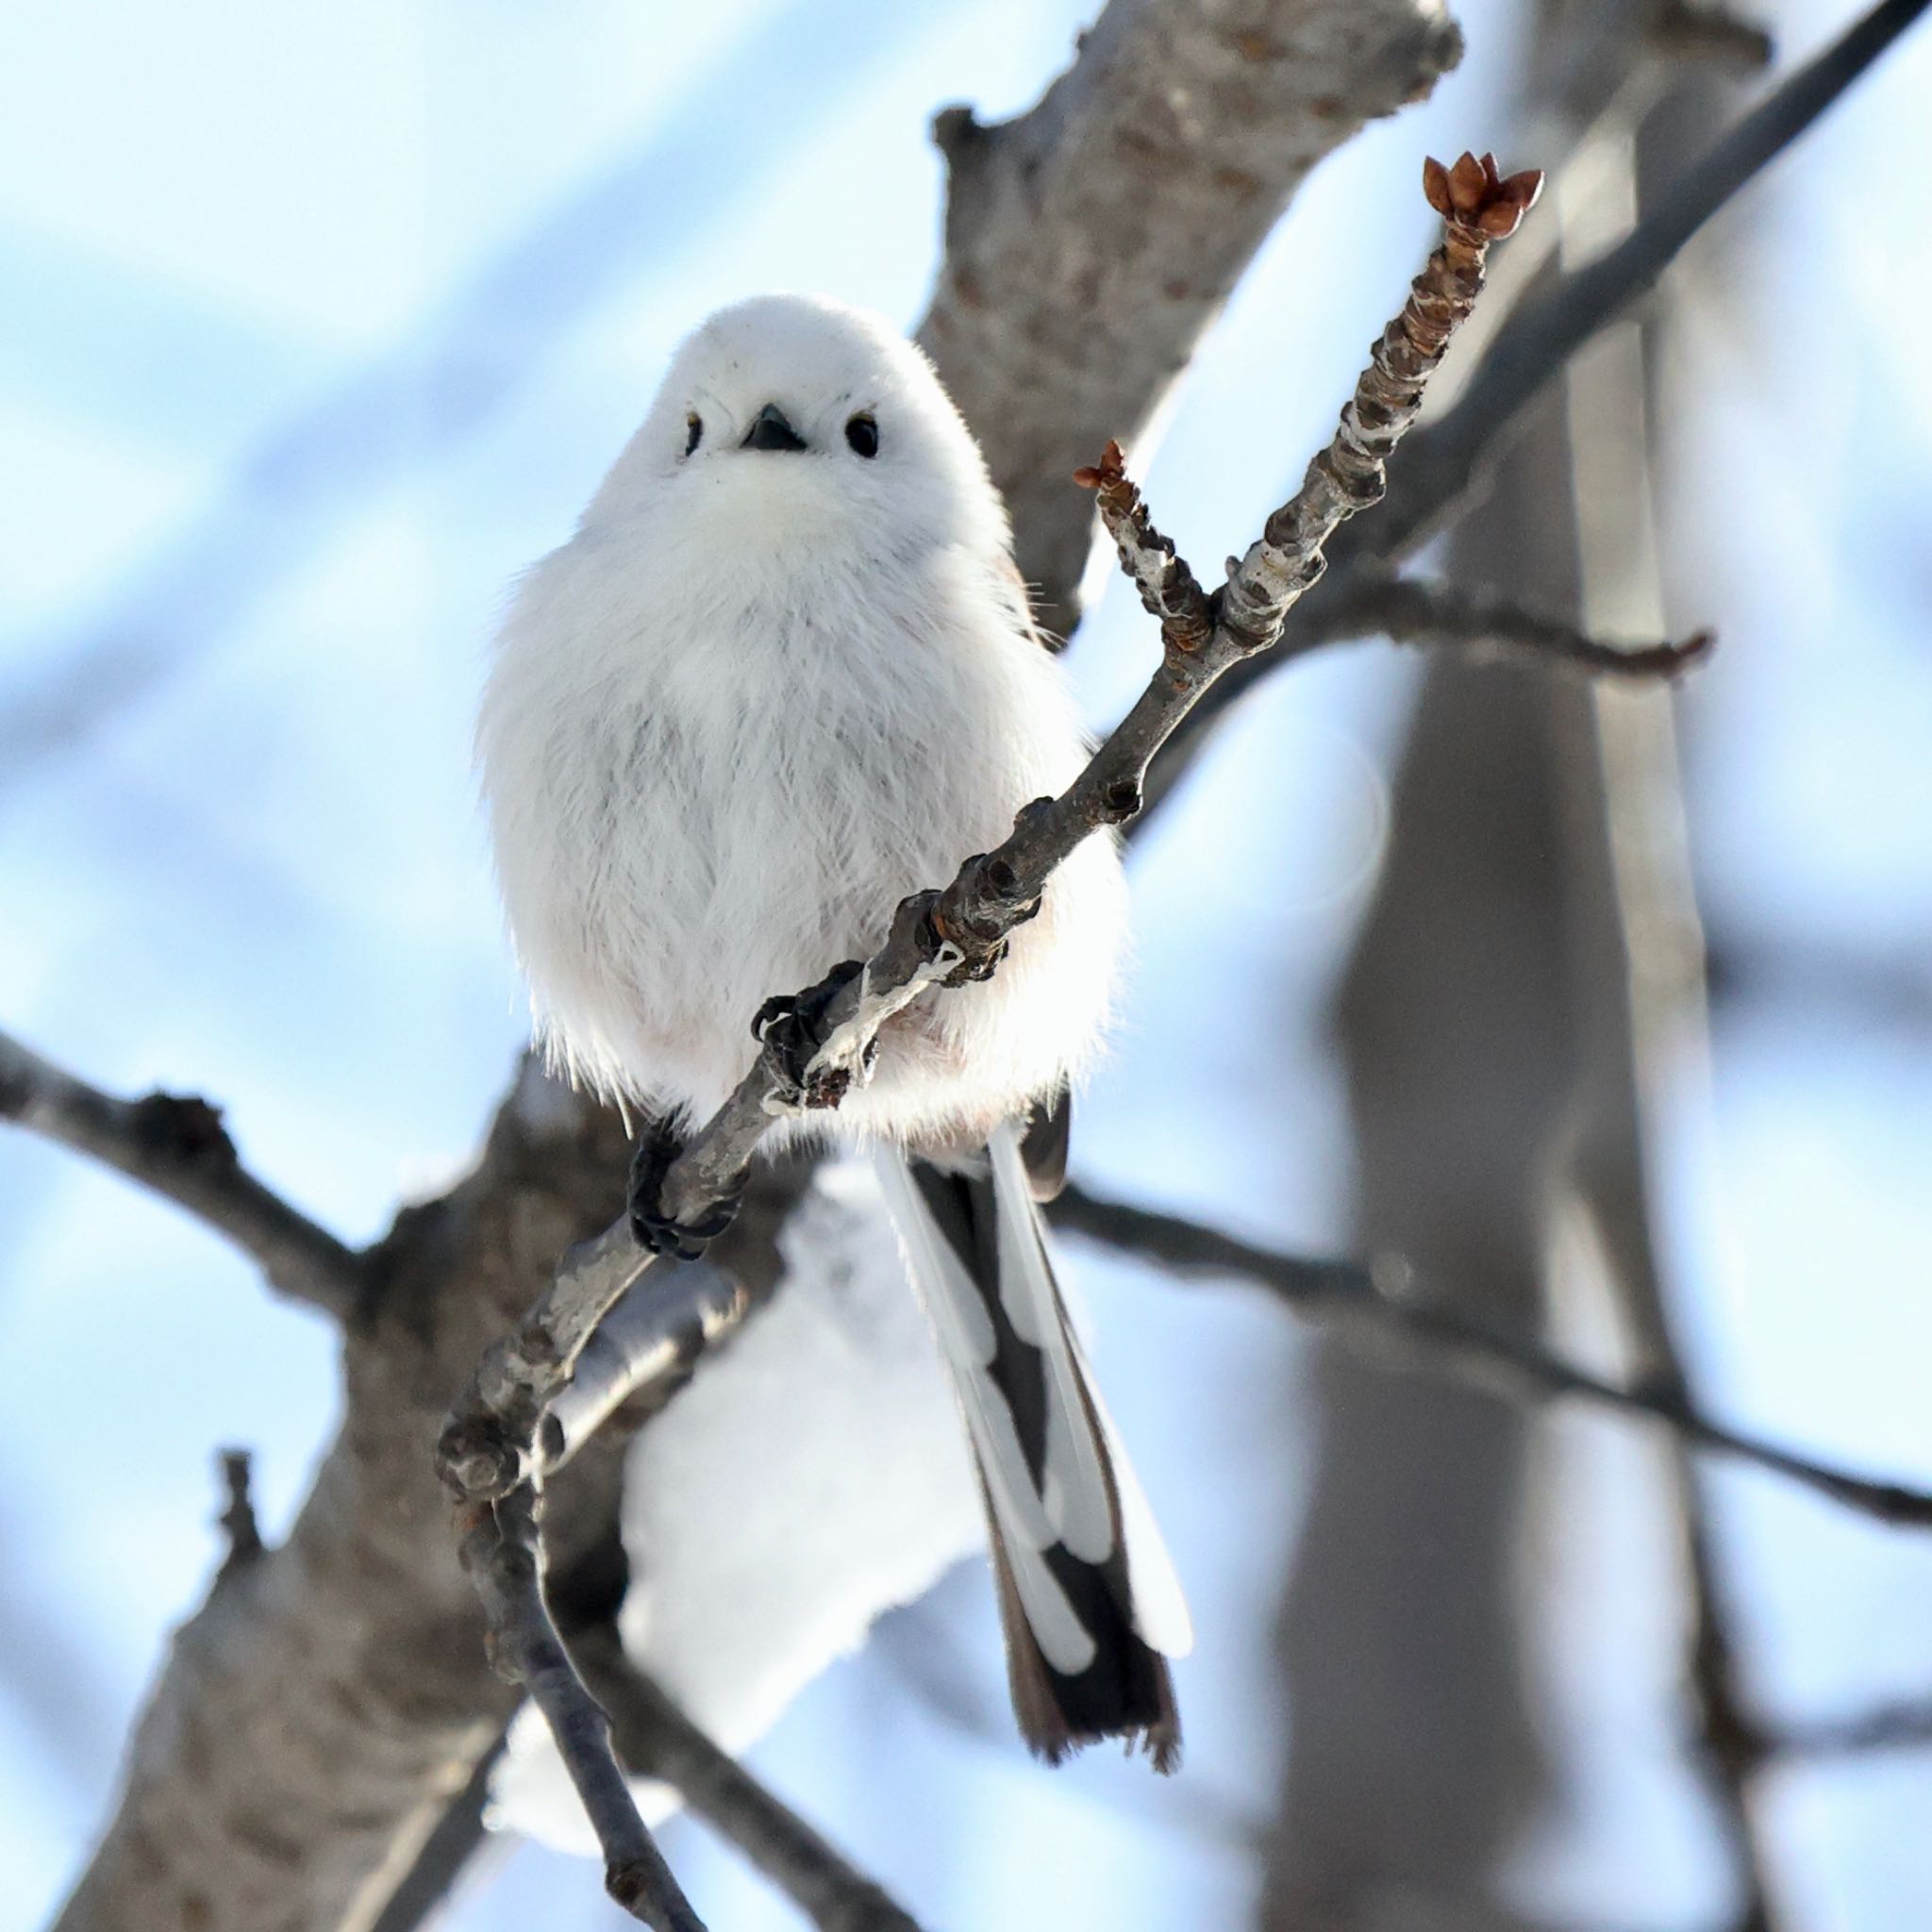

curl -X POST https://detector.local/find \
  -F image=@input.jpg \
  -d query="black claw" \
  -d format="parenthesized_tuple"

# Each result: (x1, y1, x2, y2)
(627, 1122, 741, 1259)
(752, 958, 865, 1097)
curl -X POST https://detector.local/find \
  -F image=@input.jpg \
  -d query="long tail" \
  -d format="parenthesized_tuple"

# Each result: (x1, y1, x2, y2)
(874, 1123, 1191, 1771)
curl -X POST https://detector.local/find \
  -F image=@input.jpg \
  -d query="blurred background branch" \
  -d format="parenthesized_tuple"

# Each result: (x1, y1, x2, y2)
(0, 1027, 364, 1320)
(4, 0, 1929, 1927)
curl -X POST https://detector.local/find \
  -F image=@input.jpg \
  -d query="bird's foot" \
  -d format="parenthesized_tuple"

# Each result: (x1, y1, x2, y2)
(752, 958, 867, 1106)
(627, 1121, 741, 1260)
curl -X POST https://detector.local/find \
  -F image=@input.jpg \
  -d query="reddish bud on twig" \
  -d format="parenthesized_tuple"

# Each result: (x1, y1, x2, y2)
(1072, 437, 1129, 492)
(1423, 150, 1544, 238)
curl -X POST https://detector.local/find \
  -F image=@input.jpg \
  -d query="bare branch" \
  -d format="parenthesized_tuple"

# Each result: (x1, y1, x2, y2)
(1305, 572, 1715, 676)
(1048, 1184, 1932, 1532)
(1139, 0, 1931, 820)
(0, 1026, 363, 1322)
(573, 1626, 925, 1932)
(1074, 438, 1217, 654)
(1770, 1696, 1932, 1761)
(458, 1493, 701, 1930)
(434, 154, 1539, 1907)
(920, 0, 1464, 636)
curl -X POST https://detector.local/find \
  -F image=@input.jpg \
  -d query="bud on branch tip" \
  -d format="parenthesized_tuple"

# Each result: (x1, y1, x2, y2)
(1072, 438, 1129, 491)
(1423, 150, 1544, 238)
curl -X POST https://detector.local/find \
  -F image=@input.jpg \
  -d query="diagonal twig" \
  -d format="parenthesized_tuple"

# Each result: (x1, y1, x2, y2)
(435, 154, 1543, 1922)
(1137, 0, 1932, 823)
(458, 1490, 704, 1932)
(1048, 1184, 1932, 1532)
(1302, 572, 1715, 676)
(573, 1625, 925, 1932)
(1072, 440, 1217, 655)
(438, 158, 1546, 1507)
(0, 1026, 364, 1321)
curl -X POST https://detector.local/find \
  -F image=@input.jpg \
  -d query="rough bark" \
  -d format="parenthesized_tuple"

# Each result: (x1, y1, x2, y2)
(54, 1074, 800, 1932)
(920, 0, 1462, 637)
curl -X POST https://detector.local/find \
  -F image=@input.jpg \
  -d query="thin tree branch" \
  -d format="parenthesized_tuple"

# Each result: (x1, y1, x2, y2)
(458, 1490, 702, 1932)
(1047, 1184, 1932, 1532)
(0, 1026, 364, 1322)
(447, 1257, 748, 1929)
(1303, 572, 1715, 676)
(572, 1625, 925, 1932)
(436, 156, 1541, 1910)
(1139, 0, 1931, 821)
(1769, 1696, 1932, 1761)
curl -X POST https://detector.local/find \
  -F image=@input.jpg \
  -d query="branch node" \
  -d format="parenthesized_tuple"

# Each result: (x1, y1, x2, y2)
(215, 1446, 263, 1578)
(1075, 438, 1216, 655)
(929, 103, 987, 163)
(436, 1417, 526, 1505)
(130, 1091, 239, 1166)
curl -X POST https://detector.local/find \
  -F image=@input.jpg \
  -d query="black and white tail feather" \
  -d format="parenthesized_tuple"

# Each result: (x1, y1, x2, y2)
(874, 1120, 1191, 1771)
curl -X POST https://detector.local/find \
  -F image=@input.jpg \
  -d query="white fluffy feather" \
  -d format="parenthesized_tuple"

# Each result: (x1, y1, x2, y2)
(476, 293, 1127, 1151)
(478, 294, 1182, 1797)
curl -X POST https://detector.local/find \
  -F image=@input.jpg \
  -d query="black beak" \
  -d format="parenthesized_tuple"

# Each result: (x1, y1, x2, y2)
(741, 403, 808, 453)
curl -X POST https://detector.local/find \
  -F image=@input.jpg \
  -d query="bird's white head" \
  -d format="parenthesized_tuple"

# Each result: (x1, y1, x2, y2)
(584, 294, 1009, 567)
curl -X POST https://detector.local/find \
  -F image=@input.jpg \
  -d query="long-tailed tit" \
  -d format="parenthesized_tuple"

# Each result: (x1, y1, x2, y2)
(477, 294, 1190, 1769)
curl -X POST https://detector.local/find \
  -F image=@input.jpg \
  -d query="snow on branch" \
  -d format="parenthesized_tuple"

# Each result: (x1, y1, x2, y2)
(0, 1026, 363, 1322)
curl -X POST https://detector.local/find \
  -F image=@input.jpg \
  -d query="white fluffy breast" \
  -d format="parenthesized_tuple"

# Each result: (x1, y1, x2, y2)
(477, 479, 1126, 1151)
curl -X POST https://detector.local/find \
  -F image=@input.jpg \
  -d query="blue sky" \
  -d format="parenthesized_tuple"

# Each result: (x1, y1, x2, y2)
(3, 2, 1930, 1926)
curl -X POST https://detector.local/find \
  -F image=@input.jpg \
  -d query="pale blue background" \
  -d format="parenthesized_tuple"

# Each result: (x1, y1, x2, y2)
(3, 2, 1929, 1925)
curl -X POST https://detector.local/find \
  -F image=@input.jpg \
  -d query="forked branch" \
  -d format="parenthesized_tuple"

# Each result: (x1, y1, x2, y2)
(434, 153, 1543, 1926)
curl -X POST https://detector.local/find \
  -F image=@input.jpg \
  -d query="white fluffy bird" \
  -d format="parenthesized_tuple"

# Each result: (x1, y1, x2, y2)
(477, 293, 1190, 1768)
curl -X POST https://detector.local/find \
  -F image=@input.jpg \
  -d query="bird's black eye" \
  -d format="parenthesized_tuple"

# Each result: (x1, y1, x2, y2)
(684, 412, 703, 457)
(844, 412, 879, 458)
